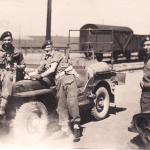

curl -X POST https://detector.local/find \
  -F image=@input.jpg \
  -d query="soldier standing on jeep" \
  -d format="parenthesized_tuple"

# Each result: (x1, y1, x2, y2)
(31, 40, 81, 142)
(0, 31, 26, 119)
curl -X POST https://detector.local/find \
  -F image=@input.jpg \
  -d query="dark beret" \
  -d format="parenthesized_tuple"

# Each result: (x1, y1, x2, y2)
(0, 31, 13, 41)
(42, 40, 53, 49)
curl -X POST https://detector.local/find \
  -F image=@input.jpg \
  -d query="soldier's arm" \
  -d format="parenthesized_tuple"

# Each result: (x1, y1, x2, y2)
(18, 53, 26, 69)
(17, 63, 26, 70)
(0, 50, 6, 66)
(41, 62, 58, 78)
(28, 62, 46, 78)
(37, 61, 46, 74)
(40, 51, 63, 77)
(13, 49, 26, 70)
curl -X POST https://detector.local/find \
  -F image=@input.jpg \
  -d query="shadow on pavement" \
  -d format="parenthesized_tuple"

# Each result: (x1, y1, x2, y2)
(80, 105, 127, 125)
(79, 104, 93, 125)
(109, 106, 127, 115)
(0, 105, 127, 145)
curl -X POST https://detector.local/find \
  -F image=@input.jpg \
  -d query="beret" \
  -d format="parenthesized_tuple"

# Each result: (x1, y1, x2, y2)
(42, 40, 53, 49)
(0, 31, 12, 41)
(144, 40, 150, 46)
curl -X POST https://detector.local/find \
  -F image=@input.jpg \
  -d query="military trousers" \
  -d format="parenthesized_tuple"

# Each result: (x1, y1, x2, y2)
(56, 74, 80, 127)
(0, 71, 14, 108)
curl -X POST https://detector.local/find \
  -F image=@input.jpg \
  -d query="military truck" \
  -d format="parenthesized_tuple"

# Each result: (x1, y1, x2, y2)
(68, 24, 149, 61)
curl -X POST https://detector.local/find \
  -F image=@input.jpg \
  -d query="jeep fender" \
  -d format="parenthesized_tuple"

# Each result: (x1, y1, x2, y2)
(13, 88, 55, 98)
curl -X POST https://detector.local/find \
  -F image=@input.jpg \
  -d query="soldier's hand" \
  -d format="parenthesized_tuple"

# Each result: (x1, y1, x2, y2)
(14, 63, 17, 68)
(32, 74, 43, 80)
(6, 64, 11, 70)
(15, 65, 21, 69)
(24, 74, 31, 80)
(2, 52, 7, 58)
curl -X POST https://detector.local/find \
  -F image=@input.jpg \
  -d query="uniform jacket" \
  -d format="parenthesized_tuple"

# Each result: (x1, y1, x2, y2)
(0, 46, 25, 81)
(143, 55, 150, 87)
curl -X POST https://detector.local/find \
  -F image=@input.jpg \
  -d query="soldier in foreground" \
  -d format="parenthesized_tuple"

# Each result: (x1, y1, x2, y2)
(0, 31, 26, 119)
(128, 37, 150, 132)
(31, 41, 81, 142)
(139, 38, 150, 111)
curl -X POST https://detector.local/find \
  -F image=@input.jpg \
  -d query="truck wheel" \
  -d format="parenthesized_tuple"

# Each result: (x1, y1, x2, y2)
(84, 52, 92, 59)
(95, 53, 103, 61)
(139, 50, 146, 61)
(112, 52, 118, 62)
(91, 87, 110, 120)
(125, 51, 131, 61)
(12, 101, 49, 142)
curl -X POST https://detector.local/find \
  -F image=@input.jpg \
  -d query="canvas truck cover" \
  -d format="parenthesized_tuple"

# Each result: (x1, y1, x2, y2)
(80, 23, 133, 53)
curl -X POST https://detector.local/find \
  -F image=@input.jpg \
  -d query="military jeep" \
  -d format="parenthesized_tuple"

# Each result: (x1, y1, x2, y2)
(0, 60, 125, 141)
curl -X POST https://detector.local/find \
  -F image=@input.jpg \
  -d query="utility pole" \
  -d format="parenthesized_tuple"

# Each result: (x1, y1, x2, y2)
(46, 0, 52, 41)
(18, 24, 21, 49)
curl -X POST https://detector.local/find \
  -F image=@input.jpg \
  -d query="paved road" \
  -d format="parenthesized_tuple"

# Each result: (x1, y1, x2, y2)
(0, 70, 146, 149)
(70, 70, 142, 149)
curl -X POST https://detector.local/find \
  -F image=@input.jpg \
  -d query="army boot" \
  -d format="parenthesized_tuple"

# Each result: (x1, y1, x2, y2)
(73, 122, 81, 142)
(61, 124, 72, 136)
(51, 123, 73, 140)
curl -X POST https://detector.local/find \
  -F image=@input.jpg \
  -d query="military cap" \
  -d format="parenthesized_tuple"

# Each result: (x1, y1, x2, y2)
(146, 36, 150, 41)
(0, 31, 13, 41)
(144, 40, 150, 45)
(42, 40, 53, 49)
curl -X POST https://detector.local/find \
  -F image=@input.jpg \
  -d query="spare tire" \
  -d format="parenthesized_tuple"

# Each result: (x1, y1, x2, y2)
(12, 101, 49, 143)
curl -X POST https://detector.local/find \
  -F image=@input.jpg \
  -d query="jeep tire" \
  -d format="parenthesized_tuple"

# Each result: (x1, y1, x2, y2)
(91, 87, 110, 120)
(12, 101, 49, 142)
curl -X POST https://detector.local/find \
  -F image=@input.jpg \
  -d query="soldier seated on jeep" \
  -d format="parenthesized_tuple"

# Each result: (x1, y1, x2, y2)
(0, 31, 26, 118)
(28, 40, 81, 142)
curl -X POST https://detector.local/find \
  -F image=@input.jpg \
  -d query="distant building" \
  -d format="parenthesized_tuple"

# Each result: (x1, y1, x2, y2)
(13, 35, 78, 49)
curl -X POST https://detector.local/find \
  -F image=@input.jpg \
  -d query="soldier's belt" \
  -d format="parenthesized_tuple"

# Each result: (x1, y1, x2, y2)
(55, 71, 75, 80)
(55, 71, 65, 80)
(6, 68, 16, 71)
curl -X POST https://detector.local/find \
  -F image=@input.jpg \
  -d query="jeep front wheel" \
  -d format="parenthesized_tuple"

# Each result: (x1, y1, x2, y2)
(12, 101, 49, 142)
(91, 87, 110, 120)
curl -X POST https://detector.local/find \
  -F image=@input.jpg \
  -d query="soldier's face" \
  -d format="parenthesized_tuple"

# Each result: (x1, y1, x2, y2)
(2, 36, 13, 44)
(144, 44, 150, 53)
(44, 45, 53, 55)
(2, 36, 13, 51)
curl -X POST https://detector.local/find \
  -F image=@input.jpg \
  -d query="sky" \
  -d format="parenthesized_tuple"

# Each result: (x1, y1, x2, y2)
(0, 0, 150, 38)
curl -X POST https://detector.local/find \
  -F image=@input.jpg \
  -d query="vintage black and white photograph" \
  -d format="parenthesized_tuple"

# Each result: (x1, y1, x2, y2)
(0, 0, 150, 149)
